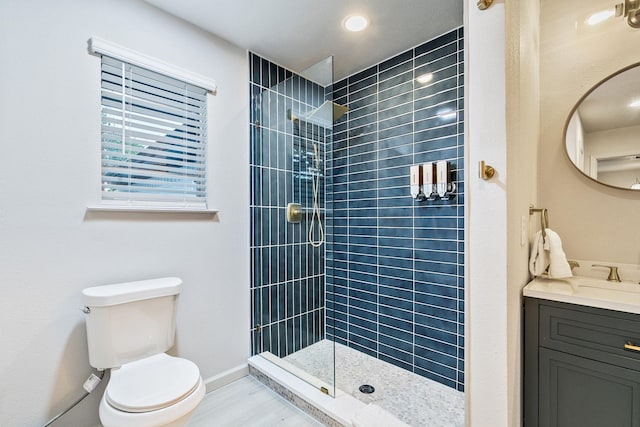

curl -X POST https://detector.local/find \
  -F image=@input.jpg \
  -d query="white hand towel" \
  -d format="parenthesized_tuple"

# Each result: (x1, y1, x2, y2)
(545, 229, 572, 278)
(529, 230, 549, 276)
(351, 403, 410, 427)
(528, 228, 572, 278)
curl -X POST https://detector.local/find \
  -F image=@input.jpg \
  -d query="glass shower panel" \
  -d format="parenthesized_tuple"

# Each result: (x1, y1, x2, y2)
(250, 55, 335, 396)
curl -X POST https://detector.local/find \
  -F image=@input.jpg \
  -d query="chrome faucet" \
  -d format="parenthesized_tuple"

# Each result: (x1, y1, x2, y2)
(592, 264, 622, 282)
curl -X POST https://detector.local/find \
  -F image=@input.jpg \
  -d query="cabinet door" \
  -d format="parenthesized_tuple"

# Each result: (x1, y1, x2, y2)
(540, 348, 640, 427)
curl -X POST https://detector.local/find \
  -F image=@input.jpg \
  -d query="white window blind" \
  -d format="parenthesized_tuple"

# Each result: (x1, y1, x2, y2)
(100, 55, 209, 209)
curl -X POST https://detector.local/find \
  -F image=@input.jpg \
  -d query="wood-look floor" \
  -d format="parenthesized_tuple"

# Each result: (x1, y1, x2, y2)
(187, 376, 324, 427)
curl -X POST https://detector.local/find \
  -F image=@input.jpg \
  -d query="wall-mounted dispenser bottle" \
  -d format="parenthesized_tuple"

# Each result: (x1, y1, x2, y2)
(410, 164, 423, 199)
(436, 160, 456, 200)
(422, 162, 437, 200)
(412, 161, 456, 202)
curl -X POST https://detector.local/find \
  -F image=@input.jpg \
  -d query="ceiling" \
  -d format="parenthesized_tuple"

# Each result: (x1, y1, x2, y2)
(144, 0, 463, 82)
(578, 65, 640, 133)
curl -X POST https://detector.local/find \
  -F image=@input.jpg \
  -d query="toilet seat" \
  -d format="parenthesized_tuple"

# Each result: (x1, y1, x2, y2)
(106, 353, 201, 413)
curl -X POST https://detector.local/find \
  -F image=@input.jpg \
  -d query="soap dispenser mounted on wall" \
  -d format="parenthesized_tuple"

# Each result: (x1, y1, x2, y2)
(411, 161, 456, 201)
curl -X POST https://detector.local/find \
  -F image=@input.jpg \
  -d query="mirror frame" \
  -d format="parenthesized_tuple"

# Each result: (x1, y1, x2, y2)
(563, 61, 640, 191)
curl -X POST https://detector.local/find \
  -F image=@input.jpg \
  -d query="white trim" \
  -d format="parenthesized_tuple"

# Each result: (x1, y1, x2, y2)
(87, 205, 218, 214)
(88, 36, 217, 93)
(202, 364, 249, 393)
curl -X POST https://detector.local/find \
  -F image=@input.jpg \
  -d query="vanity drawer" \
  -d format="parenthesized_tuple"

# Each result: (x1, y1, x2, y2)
(539, 303, 640, 368)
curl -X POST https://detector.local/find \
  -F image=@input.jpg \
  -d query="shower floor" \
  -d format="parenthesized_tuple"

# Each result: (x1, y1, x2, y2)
(283, 340, 464, 427)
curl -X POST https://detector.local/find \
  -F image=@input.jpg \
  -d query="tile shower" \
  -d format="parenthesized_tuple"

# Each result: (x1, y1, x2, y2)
(327, 28, 465, 391)
(250, 25, 465, 410)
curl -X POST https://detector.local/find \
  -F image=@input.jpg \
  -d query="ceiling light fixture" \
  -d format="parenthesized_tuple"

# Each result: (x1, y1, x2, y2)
(343, 15, 369, 32)
(416, 73, 434, 84)
(629, 99, 640, 107)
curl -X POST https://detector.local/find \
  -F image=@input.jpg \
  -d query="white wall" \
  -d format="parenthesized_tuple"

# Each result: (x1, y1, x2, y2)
(598, 169, 640, 189)
(466, 1, 508, 426)
(540, 0, 640, 264)
(466, 0, 540, 426)
(0, 1, 249, 426)
(505, 1, 540, 426)
(585, 125, 640, 160)
(585, 124, 640, 186)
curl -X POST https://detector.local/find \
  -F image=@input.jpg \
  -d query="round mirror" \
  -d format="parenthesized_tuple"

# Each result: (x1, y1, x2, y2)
(565, 63, 640, 190)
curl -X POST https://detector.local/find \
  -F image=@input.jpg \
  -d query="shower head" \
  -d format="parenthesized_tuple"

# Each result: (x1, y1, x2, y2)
(329, 102, 349, 122)
(292, 101, 348, 128)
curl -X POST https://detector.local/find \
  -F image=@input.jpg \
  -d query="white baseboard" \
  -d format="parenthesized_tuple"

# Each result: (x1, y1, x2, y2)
(202, 363, 249, 393)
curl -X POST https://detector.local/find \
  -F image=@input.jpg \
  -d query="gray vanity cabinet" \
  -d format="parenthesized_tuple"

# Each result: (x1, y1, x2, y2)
(524, 298, 640, 427)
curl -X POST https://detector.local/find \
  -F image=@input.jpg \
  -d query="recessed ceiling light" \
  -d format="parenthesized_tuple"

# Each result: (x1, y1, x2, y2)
(343, 15, 369, 32)
(629, 99, 640, 108)
(416, 73, 434, 84)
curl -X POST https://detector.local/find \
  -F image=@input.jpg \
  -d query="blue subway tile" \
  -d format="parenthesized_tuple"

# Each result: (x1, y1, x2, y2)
(380, 350, 414, 371)
(414, 292, 457, 311)
(414, 77, 458, 102)
(379, 289, 414, 308)
(415, 300, 457, 323)
(414, 333, 457, 357)
(414, 355, 457, 381)
(380, 49, 413, 72)
(380, 69, 413, 92)
(379, 266, 413, 281)
(350, 323, 378, 342)
(415, 313, 458, 334)
(379, 333, 413, 355)
(249, 29, 464, 381)
(415, 30, 458, 57)
(379, 80, 414, 101)
(379, 255, 413, 269)
(415, 41, 458, 67)
(380, 324, 413, 344)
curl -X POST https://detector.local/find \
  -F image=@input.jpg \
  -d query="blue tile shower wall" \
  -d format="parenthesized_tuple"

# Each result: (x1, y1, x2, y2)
(326, 28, 465, 391)
(249, 53, 328, 358)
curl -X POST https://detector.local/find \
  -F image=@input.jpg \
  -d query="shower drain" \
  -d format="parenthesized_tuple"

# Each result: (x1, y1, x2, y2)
(359, 384, 375, 394)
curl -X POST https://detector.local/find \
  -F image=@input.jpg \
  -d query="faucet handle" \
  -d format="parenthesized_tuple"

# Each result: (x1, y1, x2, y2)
(568, 260, 580, 271)
(592, 264, 622, 282)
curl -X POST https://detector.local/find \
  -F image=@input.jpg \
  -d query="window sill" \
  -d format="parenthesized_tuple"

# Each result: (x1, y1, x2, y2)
(86, 205, 218, 214)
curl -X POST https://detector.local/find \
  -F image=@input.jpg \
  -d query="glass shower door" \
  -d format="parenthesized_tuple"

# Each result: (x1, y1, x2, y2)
(250, 55, 336, 396)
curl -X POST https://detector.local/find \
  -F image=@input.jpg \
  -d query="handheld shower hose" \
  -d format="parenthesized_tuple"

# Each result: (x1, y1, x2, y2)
(308, 142, 324, 247)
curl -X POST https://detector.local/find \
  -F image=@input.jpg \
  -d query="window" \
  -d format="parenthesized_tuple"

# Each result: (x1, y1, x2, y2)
(88, 37, 216, 212)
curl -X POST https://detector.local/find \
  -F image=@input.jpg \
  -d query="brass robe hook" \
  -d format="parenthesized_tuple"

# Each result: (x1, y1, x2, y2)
(479, 161, 495, 180)
(477, 0, 494, 10)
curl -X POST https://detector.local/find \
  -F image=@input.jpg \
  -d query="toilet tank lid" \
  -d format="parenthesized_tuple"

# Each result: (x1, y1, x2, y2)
(82, 277, 182, 307)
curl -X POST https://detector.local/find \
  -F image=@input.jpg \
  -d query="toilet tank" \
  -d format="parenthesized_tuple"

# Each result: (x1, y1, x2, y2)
(82, 277, 182, 370)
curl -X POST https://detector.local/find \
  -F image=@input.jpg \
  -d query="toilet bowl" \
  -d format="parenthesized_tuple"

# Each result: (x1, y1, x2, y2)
(99, 354, 205, 427)
(82, 278, 205, 427)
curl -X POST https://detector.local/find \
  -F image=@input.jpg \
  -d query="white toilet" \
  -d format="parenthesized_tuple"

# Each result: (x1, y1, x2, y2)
(82, 277, 205, 427)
